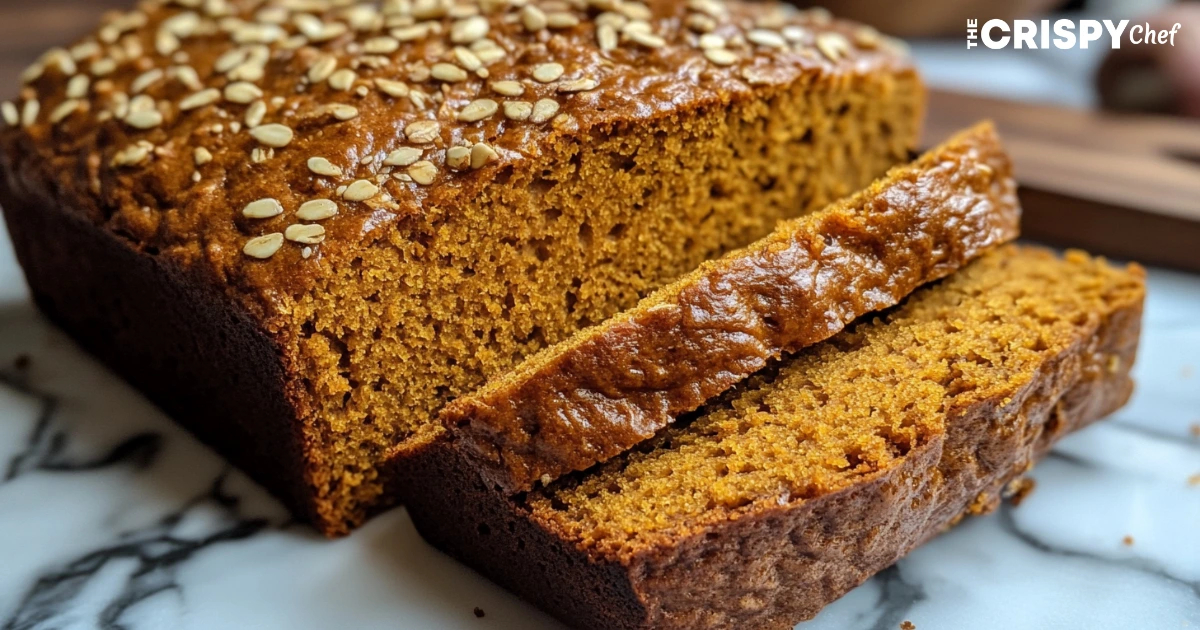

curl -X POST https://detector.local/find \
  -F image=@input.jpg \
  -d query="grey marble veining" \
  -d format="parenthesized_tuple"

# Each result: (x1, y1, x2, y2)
(0, 221, 1197, 629)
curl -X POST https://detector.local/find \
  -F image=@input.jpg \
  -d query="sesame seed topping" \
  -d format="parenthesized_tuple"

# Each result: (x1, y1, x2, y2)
(431, 63, 469, 82)
(375, 78, 410, 98)
(491, 80, 524, 97)
(815, 32, 850, 62)
(747, 29, 787, 49)
(450, 16, 489, 43)
(243, 198, 284, 219)
(245, 100, 268, 127)
(503, 100, 533, 120)
(558, 78, 599, 93)
(457, 98, 498, 122)
(408, 160, 438, 185)
(384, 147, 423, 166)
(308, 157, 343, 178)
(854, 26, 881, 49)
(364, 36, 401, 54)
(704, 48, 739, 66)
(328, 68, 358, 91)
(529, 99, 559, 124)
(343, 179, 380, 201)
(243, 233, 284, 259)
(520, 6, 547, 31)
(626, 31, 666, 48)
(125, 109, 164, 130)
(546, 12, 580, 29)
(296, 199, 339, 221)
(194, 147, 213, 166)
(50, 100, 83, 124)
(180, 88, 221, 111)
(532, 63, 565, 83)
(326, 104, 359, 121)
(446, 146, 471, 170)
(250, 124, 294, 148)
(308, 56, 338, 84)
(130, 68, 164, 94)
(453, 47, 483, 71)
(470, 142, 498, 169)
(597, 24, 618, 51)
(1, 102, 18, 127)
(66, 75, 91, 100)
(224, 82, 263, 104)
(20, 100, 40, 128)
(405, 120, 441, 143)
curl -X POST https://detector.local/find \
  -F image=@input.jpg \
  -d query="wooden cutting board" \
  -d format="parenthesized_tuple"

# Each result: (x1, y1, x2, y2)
(925, 89, 1200, 272)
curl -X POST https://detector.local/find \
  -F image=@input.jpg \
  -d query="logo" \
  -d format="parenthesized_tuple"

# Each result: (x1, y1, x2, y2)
(966, 19, 1182, 50)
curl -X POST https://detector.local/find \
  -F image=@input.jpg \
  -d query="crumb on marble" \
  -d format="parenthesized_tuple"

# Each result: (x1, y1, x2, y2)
(1122, 535, 1135, 546)
(1182, 365, 1194, 379)
(1188, 473, 1200, 487)
(473, 607, 485, 618)
(1190, 423, 1200, 439)
(900, 621, 917, 630)
(13, 354, 31, 371)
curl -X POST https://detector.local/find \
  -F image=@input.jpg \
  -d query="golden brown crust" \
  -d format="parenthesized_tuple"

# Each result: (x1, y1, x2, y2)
(442, 121, 1019, 493)
(403, 247, 1146, 630)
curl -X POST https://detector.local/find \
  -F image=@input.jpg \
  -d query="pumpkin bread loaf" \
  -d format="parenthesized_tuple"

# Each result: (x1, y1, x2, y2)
(404, 246, 1146, 630)
(441, 121, 1019, 494)
(0, 0, 923, 534)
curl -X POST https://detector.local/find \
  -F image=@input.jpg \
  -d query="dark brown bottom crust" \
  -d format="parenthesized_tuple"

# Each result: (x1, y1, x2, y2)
(401, 283, 1142, 630)
(1, 188, 321, 529)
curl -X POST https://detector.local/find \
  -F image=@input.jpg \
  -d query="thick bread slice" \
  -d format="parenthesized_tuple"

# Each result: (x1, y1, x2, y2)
(441, 122, 1021, 493)
(405, 246, 1145, 630)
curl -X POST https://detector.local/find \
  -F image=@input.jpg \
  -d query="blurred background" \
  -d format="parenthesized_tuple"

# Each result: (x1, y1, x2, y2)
(1, 0, 1198, 270)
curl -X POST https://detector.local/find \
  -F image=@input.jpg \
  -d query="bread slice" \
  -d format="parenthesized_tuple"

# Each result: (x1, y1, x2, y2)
(0, 1, 923, 534)
(404, 246, 1145, 630)
(441, 121, 1019, 494)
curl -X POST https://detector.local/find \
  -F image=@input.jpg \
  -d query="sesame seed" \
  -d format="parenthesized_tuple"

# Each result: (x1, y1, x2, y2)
(215, 49, 248, 74)
(545, 12, 580, 29)
(446, 146, 471, 169)
(503, 100, 532, 120)
(854, 26, 881, 49)
(558, 78, 598, 93)
(470, 142, 498, 169)
(698, 33, 725, 49)
(391, 24, 431, 42)
(243, 233, 284, 259)
(308, 157, 343, 177)
(491, 80, 524, 97)
(326, 104, 359, 121)
(704, 48, 739, 66)
(125, 109, 164, 130)
(302, 246, 313, 259)
(296, 199, 339, 221)
(747, 29, 787, 49)
(474, 46, 506, 65)
(66, 75, 91, 99)
(364, 36, 401, 54)
(529, 98, 559, 124)
(520, 6, 547, 31)
(130, 68, 164, 94)
(245, 100, 268, 128)
(243, 198, 284, 219)
(91, 58, 117, 77)
(457, 98, 498, 122)
(111, 143, 150, 167)
(224, 82, 263, 104)
(408, 160, 438, 185)
(532, 63, 564, 83)
(343, 179, 380, 201)
(384, 147, 423, 166)
(815, 32, 850, 62)
(431, 63, 469, 82)
(250, 123, 294, 148)
(1, 102, 18, 127)
(328, 68, 358, 91)
(375, 78, 409, 98)
(308, 56, 338, 84)
(685, 14, 716, 33)
(180, 88, 221, 111)
(626, 31, 666, 48)
(782, 25, 809, 43)
(450, 16, 489, 43)
(597, 25, 618, 51)
(405, 120, 441, 143)
(194, 147, 213, 166)
(453, 47, 483, 71)
(49, 100, 82, 124)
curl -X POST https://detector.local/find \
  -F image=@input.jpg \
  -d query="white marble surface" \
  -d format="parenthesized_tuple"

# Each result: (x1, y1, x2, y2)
(0, 215, 1197, 630)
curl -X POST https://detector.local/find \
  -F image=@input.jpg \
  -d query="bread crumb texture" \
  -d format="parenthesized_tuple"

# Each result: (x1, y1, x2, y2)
(527, 247, 1145, 557)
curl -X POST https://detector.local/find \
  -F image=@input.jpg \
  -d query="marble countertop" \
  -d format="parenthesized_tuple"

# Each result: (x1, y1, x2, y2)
(0, 218, 1197, 630)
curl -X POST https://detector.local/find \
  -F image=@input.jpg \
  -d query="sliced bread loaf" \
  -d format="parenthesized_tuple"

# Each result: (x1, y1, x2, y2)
(441, 122, 1020, 494)
(404, 246, 1145, 630)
